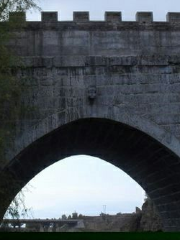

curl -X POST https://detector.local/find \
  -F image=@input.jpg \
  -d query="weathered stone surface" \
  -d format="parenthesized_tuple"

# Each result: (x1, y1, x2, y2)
(1, 12, 180, 232)
(41, 12, 58, 22)
(139, 198, 163, 231)
(82, 199, 163, 232)
(136, 12, 153, 23)
(73, 12, 89, 22)
(105, 12, 122, 22)
(167, 13, 180, 23)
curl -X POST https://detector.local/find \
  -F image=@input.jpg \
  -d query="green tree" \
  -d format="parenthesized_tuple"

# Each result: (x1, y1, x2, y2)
(0, 0, 40, 220)
(0, 0, 39, 21)
(3, 184, 33, 220)
(72, 211, 78, 219)
(61, 214, 67, 220)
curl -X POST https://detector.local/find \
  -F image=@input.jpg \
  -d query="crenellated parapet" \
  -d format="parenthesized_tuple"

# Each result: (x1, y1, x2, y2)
(7, 11, 180, 24)
(4, 11, 180, 58)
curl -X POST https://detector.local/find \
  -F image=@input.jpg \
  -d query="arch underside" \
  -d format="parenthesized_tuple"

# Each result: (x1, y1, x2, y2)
(1, 118, 180, 231)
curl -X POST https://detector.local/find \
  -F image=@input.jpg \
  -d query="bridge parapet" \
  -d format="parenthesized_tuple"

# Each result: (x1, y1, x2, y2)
(167, 12, 180, 22)
(42, 12, 58, 22)
(73, 12, 89, 22)
(6, 11, 180, 24)
(136, 12, 153, 23)
(105, 12, 122, 22)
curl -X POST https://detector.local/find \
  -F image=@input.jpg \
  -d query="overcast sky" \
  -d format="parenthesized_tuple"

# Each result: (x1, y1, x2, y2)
(27, 0, 180, 21)
(12, 0, 180, 219)
(23, 156, 145, 219)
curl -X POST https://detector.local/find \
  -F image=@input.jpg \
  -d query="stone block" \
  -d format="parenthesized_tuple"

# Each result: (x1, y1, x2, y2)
(41, 12, 58, 22)
(136, 12, 153, 23)
(9, 12, 26, 22)
(105, 12, 122, 22)
(73, 12, 89, 22)
(167, 12, 180, 22)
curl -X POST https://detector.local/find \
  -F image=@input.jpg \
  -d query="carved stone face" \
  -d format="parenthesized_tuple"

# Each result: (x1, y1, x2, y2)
(88, 86, 96, 100)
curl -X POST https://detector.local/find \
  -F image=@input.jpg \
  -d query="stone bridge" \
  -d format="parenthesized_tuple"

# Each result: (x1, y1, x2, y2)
(1, 11, 180, 231)
(1, 219, 84, 232)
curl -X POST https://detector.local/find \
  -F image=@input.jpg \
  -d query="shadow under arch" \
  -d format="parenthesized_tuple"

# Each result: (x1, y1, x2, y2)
(1, 118, 180, 231)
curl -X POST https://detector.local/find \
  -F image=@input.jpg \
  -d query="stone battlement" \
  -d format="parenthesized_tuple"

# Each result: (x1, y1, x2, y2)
(7, 11, 180, 23)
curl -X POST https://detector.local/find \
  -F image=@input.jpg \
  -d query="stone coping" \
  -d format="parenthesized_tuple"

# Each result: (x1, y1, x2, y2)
(13, 55, 180, 67)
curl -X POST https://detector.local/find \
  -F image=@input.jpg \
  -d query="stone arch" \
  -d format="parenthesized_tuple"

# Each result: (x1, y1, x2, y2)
(1, 109, 180, 231)
(12, 105, 180, 159)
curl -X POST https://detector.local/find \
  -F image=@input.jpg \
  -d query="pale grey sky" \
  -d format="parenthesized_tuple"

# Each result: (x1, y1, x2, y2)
(27, 0, 180, 21)
(24, 156, 144, 218)
(12, 0, 180, 219)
